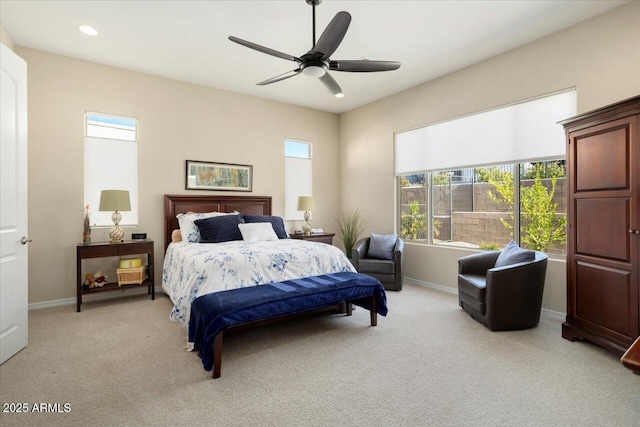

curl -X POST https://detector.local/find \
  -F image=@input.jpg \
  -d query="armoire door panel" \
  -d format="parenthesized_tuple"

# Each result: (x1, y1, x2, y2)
(576, 198, 630, 261)
(575, 261, 633, 338)
(574, 125, 629, 192)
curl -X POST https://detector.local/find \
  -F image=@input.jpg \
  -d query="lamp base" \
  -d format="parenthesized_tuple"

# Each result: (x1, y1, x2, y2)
(303, 211, 312, 235)
(302, 223, 312, 236)
(109, 210, 124, 243)
(109, 225, 125, 243)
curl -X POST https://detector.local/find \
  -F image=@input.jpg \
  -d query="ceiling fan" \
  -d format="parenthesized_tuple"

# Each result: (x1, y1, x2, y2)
(228, 0, 401, 98)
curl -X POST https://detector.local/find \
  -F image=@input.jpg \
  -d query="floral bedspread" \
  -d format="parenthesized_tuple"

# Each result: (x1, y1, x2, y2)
(162, 239, 356, 327)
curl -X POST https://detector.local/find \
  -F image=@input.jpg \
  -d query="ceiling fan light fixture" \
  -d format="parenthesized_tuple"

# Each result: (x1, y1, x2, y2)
(78, 25, 98, 36)
(302, 65, 326, 78)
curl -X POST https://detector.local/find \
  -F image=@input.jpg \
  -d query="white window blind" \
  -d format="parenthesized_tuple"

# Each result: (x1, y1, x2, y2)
(394, 90, 576, 175)
(284, 140, 312, 221)
(84, 112, 138, 226)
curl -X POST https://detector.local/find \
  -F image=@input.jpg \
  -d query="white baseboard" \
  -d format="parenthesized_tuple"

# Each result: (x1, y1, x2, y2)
(540, 308, 566, 321)
(28, 286, 164, 311)
(404, 277, 458, 295)
(405, 277, 566, 321)
(30, 280, 567, 322)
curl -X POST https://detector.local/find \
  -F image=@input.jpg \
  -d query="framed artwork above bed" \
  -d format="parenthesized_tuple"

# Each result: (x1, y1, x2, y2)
(185, 160, 252, 192)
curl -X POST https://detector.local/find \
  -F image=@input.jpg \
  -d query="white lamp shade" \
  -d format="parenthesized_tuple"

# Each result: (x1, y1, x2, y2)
(297, 196, 315, 211)
(99, 190, 131, 212)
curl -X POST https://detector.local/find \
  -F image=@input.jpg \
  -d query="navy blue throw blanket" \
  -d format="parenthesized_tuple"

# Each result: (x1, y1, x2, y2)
(189, 272, 388, 371)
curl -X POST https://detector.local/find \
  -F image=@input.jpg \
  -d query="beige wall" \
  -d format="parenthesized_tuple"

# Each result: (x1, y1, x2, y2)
(16, 47, 340, 304)
(1, 25, 14, 50)
(338, 2, 640, 313)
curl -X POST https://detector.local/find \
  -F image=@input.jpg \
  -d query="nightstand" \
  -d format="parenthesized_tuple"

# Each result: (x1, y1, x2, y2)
(76, 240, 154, 312)
(289, 233, 335, 245)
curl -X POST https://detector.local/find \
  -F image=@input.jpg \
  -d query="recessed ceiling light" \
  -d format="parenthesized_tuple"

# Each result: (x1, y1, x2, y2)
(78, 25, 98, 36)
(335, 93, 345, 98)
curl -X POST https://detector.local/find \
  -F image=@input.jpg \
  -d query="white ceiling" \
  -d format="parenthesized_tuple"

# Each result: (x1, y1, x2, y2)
(0, 0, 630, 114)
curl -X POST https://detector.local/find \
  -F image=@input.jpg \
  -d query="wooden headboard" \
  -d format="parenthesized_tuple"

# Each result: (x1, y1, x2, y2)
(164, 194, 272, 251)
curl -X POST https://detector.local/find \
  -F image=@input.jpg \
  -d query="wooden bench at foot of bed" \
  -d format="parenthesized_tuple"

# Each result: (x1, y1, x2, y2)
(188, 272, 388, 379)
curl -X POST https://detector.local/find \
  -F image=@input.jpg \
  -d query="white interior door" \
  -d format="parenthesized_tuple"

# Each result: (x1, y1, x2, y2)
(0, 43, 28, 365)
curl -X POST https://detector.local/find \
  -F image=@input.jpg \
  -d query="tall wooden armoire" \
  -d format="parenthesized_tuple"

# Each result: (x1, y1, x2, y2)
(560, 95, 640, 356)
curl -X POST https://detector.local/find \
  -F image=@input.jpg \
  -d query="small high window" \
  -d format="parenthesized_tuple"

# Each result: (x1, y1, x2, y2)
(84, 112, 138, 227)
(284, 139, 312, 221)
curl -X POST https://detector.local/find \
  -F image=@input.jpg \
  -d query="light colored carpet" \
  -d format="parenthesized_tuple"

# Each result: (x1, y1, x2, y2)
(0, 284, 638, 426)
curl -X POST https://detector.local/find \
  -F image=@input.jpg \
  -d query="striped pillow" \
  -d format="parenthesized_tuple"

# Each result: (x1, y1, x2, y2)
(195, 215, 243, 243)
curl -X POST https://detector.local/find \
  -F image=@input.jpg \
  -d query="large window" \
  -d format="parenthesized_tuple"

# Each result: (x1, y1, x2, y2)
(84, 112, 138, 227)
(284, 139, 312, 221)
(395, 90, 575, 255)
(399, 161, 566, 253)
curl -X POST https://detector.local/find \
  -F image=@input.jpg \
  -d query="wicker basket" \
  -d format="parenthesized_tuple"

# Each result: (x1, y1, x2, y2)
(116, 266, 146, 286)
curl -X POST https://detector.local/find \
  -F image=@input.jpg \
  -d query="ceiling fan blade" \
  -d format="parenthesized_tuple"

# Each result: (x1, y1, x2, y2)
(310, 11, 351, 59)
(257, 69, 302, 86)
(229, 36, 302, 63)
(318, 73, 343, 97)
(330, 60, 401, 72)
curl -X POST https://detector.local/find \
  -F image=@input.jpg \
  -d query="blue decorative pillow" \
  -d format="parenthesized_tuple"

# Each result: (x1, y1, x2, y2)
(195, 215, 243, 243)
(177, 212, 231, 243)
(367, 233, 397, 260)
(494, 240, 535, 268)
(241, 214, 288, 239)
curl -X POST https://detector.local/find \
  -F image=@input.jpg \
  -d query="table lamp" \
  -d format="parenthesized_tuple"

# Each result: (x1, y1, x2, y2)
(99, 189, 131, 243)
(297, 196, 315, 235)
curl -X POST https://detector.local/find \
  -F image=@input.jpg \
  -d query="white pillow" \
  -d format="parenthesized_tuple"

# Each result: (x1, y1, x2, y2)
(177, 211, 235, 243)
(238, 222, 279, 242)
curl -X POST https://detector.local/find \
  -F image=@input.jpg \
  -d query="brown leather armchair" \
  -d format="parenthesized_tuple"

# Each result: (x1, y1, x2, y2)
(352, 237, 404, 291)
(458, 250, 548, 331)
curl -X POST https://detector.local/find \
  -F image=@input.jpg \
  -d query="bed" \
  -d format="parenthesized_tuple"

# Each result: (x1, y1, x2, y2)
(162, 194, 387, 377)
(162, 194, 359, 327)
